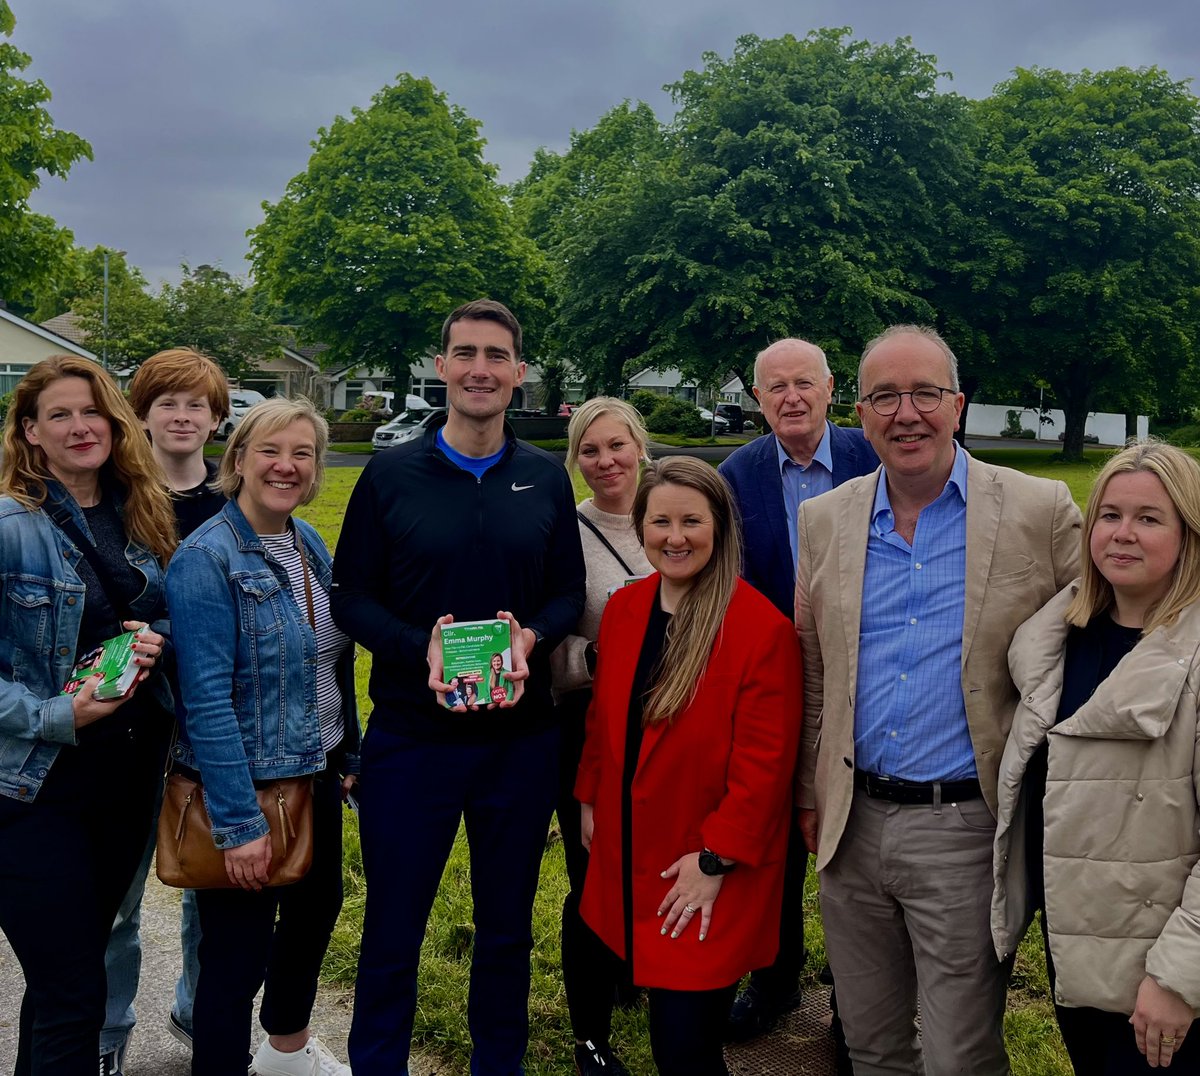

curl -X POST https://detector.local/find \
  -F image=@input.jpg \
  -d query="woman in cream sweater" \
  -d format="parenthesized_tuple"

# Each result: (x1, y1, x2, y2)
(550, 397, 652, 1076)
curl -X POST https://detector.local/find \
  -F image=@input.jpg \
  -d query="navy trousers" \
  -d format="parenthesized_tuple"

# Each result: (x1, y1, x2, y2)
(348, 721, 560, 1076)
(190, 769, 345, 1075)
(0, 713, 166, 1076)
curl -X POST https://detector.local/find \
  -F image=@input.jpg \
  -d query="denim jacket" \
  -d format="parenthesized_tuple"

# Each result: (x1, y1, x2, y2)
(166, 498, 360, 849)
(0, 482, 171, 802)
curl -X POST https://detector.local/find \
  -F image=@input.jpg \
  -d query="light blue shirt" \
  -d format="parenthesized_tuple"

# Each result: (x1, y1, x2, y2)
(854, 446, 975, 781)
(777, 423, 834, 570)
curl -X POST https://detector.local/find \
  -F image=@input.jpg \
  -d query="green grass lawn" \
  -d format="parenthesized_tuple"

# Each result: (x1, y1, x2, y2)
(297, 446, 1147, 1075)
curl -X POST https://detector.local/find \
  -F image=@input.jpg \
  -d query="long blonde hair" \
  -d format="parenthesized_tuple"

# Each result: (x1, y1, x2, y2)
(1066, 439, 1200, 634)
(632, 458, 742, 725)
(1, 356, 177, 564)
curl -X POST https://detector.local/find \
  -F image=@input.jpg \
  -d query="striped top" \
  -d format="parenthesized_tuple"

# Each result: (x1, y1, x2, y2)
(261, 529, 351, 754)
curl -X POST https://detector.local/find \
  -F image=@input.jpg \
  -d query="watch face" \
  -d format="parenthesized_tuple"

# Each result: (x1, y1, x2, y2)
(699, 851, 721, 876)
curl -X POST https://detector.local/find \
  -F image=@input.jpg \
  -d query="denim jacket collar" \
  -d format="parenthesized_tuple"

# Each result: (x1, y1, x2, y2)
(221, 496, 276, 553)
(216, 498, 332, 588)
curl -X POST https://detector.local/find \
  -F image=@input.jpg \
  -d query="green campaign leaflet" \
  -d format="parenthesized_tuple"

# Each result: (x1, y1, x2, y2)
(441, 619, 514, 709)
(61, 630, 140, 701)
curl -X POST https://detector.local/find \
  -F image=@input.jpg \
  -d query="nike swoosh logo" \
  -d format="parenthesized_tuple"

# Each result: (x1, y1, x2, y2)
(511, 483, 534, 492)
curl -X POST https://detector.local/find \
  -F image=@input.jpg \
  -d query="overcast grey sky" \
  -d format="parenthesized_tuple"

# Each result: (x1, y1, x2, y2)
(14, 0, 1199, 290)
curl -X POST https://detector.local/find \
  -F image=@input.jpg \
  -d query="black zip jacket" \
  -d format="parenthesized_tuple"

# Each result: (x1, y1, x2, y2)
(331, 413, 586, 741)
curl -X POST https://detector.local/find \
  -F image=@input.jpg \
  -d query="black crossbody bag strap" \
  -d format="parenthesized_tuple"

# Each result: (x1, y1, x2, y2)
(576, 510, 636, 576)
(45, 502, 135, 623)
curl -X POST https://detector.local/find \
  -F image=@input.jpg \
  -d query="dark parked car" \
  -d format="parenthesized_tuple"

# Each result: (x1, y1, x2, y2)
(715, 403, 747, 432)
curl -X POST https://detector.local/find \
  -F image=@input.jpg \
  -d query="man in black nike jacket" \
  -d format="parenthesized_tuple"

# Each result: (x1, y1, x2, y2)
(332, 300, 586, 1075)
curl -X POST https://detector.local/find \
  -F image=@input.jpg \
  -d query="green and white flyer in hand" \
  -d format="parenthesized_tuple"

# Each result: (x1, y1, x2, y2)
(441, 618, 514, 709)
(61, 630, 140, 700)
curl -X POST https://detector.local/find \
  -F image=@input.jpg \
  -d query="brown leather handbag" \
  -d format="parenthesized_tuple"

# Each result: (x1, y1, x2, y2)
(156, 771, 313, 889)
(157, 524, 321, 889)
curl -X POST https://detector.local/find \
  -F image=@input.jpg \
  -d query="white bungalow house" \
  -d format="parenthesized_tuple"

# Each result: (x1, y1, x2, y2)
(1, 306, 100, 392)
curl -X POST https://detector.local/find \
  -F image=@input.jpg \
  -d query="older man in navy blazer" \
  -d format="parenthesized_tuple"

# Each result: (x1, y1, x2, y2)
(718, 337, 877, 1044)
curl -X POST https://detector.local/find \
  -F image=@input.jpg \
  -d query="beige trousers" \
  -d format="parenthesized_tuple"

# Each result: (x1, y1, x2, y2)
(818, 790, 1011, 1076)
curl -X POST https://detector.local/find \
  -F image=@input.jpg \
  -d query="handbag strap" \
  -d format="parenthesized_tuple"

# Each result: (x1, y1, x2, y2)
(45, 499, 135, 623)
(577, 510, 636, 577)
(294, 524, 316, 629)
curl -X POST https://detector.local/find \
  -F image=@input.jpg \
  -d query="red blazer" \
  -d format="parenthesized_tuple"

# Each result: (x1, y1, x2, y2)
(575, 575, 803, 990)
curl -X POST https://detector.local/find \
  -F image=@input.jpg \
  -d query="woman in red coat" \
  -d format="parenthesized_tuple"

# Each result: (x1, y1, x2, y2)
(575, 457, 803, 1076)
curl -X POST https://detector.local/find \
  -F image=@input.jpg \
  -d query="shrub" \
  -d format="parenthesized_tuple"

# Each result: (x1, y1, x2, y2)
(339, 408, 374, 422)
(1165, 425, 1200, 447)
(646, 397, 707, 437)
(999, 409, 1037, 439)
(830, 413, 862, 428)
(0, 390, 12, 425)
(628, 389, 661, 418)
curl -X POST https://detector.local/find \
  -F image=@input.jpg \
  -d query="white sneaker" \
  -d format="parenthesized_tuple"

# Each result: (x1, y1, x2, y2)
(312, 1038, 351, 1076)
(252, 1036, 350, 1076)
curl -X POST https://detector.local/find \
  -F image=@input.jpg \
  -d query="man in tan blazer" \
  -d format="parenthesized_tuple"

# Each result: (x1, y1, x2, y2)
(795, 325, 1081, 1076)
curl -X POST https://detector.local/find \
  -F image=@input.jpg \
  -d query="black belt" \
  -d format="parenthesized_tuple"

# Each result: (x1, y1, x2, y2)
(854, 769, 982, 804)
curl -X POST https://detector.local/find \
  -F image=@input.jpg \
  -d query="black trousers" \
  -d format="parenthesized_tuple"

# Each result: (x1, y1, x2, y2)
(191, 769, 344, 1075)
(569, 915, 736, 1076)
(348, 722, 560, 1076)
(747, 819, 807, 996)
(557, 691, 602, 1040)
(0, 713, 167, 1076)
(1043, 916, 1200, 1075)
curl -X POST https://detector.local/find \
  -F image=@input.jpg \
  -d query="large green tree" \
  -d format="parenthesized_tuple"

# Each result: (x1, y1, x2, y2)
(0, 1, 91, 308)
(959, 66, 1200, 459)
(516, 31, 973, 396)
(15, 244, 143, 323)
(75, 263, 282, 377)
(656, 30, 973, 392)
(511, 101, 672, 394)
(250, 75, 545, 385)
(161, 264, 283, 379)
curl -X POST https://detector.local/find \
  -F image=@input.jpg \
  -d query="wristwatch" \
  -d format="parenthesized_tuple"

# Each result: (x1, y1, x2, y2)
(698, 848, 736, 876)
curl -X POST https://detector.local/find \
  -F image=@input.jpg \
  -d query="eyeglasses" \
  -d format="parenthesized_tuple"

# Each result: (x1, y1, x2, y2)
(860, 387, 955, 417)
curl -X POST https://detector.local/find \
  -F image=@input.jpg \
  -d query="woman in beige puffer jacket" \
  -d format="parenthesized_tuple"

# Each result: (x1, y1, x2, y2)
(993, 441, 1200, 1074)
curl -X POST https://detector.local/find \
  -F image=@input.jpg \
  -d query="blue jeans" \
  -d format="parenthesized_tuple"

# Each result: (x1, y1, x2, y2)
(348, 721, 560, 1076)
(101, 786, 201, 1054)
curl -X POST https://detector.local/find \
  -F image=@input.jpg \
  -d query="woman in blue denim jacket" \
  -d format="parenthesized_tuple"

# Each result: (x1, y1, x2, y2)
(166, 397, 359, 1076)
(0, 356, 176, 1076)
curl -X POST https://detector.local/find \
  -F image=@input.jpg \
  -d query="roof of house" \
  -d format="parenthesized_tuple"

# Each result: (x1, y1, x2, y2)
(285, 340, 328, 364)
(38, 311, 89, 347)
(627, 365, 694, 389)
(3, 307, 98, 360)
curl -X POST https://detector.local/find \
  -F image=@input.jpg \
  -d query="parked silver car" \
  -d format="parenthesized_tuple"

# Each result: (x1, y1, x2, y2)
(372, 409, 446, 451)
(218, 390, 267, 439)
(698, 408, 730, 434)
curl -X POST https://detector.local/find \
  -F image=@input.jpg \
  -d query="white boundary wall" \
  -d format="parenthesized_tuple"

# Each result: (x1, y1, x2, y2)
(966, 403, 1148, 445)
